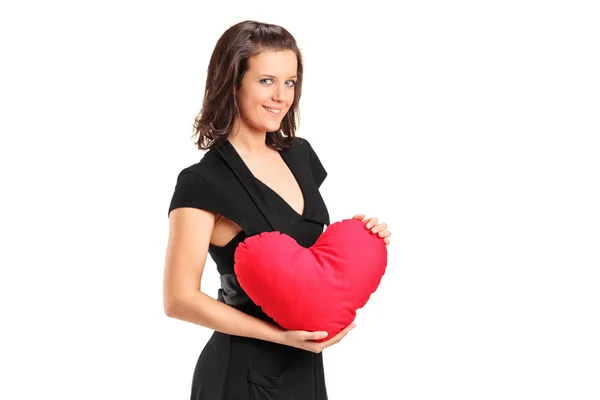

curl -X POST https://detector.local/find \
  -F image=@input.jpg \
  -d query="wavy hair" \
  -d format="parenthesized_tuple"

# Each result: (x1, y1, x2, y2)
(192, 20, 304, 151)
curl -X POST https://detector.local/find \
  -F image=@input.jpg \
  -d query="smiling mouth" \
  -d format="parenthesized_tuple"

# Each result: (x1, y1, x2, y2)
(263, 106, 282, 115)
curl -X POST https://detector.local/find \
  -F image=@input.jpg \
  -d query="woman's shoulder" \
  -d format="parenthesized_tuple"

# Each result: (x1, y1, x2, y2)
(288, 135, 317, 154)
(290, 136, 324, 158)
(290, 135, 309, 146)
(173, 150, 228, 185)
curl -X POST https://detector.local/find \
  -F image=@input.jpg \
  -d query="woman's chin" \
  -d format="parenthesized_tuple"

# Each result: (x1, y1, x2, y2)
(262, 123, 282, 132)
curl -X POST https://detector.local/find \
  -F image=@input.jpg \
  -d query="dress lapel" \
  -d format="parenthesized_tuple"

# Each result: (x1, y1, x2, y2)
(280, 139, 330, 226)
(213, 139, 285, 233)
(212, 138, 330, 236)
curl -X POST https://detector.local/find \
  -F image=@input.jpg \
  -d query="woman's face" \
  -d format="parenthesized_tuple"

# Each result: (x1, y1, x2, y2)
(235, 49, 297, 136)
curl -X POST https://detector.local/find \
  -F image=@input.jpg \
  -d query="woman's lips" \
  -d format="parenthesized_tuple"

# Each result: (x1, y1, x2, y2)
(263, 106, 282, 116)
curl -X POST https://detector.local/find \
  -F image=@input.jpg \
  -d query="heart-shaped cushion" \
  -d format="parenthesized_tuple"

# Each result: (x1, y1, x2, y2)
(233, 218, 388, 342)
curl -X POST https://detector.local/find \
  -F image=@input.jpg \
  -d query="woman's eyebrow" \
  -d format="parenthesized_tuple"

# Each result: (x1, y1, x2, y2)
(260, 74, 298, 79)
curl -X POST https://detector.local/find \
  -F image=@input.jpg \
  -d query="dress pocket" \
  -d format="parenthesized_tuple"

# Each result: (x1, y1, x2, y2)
(247, 367, 294, 400)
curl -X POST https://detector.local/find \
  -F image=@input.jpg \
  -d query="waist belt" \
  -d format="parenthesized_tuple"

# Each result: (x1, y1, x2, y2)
(217, 273, 250, 306)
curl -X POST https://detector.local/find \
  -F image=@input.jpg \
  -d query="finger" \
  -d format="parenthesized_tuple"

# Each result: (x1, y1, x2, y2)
(352, 214, 365, 220)
(371, 222, 387, 234)
(365, 217, 378, 229)
(305, 331, 328, 341)
(332, 324, 356, 344)
(323, 323, 356, 346)
(384, 238, 390, 245)
(377, 230, 391, 238)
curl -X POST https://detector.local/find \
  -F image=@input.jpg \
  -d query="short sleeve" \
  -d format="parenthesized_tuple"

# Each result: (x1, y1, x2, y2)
(167, 168, 221, 217)
(304, 139, 327, 188)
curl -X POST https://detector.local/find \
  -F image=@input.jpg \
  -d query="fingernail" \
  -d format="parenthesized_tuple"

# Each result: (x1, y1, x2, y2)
(320, 332, 328, 338)
(366, 223, 372, 229)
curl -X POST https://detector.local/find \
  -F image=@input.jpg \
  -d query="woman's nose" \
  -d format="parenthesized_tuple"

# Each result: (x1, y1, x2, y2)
(272, 84, 287, 102)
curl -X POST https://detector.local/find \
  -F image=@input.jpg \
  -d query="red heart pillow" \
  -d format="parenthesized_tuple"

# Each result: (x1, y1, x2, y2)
(233, 218, 388, 342)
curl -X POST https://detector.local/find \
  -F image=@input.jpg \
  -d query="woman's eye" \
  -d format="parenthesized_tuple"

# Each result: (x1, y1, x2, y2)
(260, 78, 295, 87)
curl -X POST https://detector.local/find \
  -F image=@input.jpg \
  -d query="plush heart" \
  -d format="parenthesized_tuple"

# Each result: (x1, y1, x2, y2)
(233, 218, 388, 342)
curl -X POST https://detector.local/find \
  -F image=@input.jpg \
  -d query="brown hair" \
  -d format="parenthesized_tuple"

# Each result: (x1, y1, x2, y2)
(192, 20, 304, 151)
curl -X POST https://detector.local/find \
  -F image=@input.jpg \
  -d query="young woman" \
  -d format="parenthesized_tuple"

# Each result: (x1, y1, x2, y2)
(163, 20, 391, 399)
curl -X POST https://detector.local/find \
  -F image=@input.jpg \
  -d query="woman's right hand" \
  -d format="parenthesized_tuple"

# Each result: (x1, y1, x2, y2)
(280, 323, 356, 353)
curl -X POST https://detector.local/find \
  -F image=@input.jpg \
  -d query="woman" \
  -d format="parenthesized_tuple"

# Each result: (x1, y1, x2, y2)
(164, 20, 391, 399)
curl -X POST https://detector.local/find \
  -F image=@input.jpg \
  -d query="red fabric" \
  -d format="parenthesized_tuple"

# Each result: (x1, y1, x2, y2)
(234, 218, 388, 342)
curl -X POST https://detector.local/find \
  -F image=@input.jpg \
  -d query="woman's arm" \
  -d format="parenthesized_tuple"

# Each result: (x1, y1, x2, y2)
(163, 207, 356, 352)
(163, 207, 289, 343)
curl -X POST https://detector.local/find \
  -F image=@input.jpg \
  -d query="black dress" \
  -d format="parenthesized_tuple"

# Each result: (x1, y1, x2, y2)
(167, 136, 331, 400)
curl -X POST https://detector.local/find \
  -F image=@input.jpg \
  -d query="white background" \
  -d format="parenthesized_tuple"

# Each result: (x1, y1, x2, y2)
(1, 0, 599, 399)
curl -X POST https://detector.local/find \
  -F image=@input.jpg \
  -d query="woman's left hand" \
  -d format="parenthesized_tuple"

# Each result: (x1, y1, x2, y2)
(352, 214, 391, 245)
